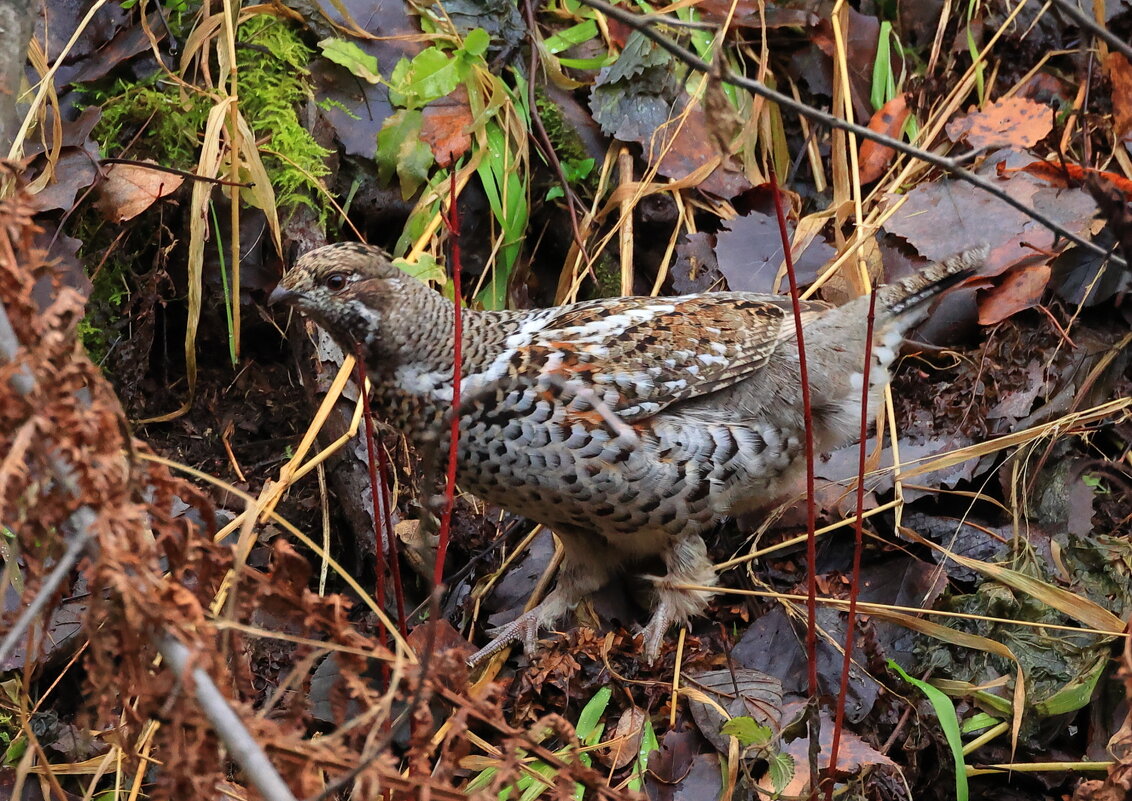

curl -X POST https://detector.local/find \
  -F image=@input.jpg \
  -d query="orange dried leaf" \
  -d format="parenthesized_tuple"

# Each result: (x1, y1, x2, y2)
(1105, 52, 1132, 139)
(420, 87, 473, 168)
(96, 161, 184, 222)
(946, 97, 1053, 148)
(858, 94, 910, 183)
(996, 160, 1132, 198)
(978, 263, 1051, 325)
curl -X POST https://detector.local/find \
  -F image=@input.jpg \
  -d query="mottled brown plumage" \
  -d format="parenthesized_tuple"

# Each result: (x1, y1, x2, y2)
(270, 242, 982, 663)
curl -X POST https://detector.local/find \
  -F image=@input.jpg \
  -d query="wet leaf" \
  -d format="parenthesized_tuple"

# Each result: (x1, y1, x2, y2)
(420, 87, 473, 167)
(885, 152, 1098, 271)
(1105, 52, 1132, 139)
(377, 110, 434, 198)
(95, 161, 184, 223)
(977, 263, 1051, 325)
(597, 706, 646, 769)
(859, 93, 911, 183)
(945, 97, 1053, 148)
(685, 668, 783, 754)
(591, 32, 750, 197)
(318, 38, 381, 83)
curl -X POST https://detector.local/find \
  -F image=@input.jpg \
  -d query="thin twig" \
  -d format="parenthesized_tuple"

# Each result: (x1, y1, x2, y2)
(826, 288, 878, 801)
(159, 636, 299, 801)
(768, 169, 820, 797)
(434, 175, 463, 587)
(0, 507, 93, 667)
(1047, 0, 1132, 61)
(99, 157, 253, 187)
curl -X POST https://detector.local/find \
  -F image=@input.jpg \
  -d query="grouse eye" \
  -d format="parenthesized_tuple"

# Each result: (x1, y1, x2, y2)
(324, 272, 348, 291)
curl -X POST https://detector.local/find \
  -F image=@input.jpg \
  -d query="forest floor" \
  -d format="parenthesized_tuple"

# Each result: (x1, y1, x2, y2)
(3, 0, 1132, 799)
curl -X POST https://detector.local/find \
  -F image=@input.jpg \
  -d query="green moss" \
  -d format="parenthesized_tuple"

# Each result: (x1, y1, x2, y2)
(235, 14, 332, 216)
(93, 78, 208, 167)
(91, 13, 331, 219)
(534, 90, 590, 167)
(590, 252, 621, 299)
(80, 14, 335, 363)
(77, 263, 130, 367)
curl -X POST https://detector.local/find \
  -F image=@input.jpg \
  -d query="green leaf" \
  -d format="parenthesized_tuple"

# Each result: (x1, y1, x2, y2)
(870, 22, 894, 111)
(377, 110, 422, 183)
(557, 55, 614, 70)
(766, 752, 795, 795)
(889, 660, 968, 801)
(463, 765, 496, 793)
(474, 117, 528, 309)
(576, 687, 612, 743)
(408, 48, 464, 107)
(388, 58, 412, 107)
(518, 761, 556, 801)
(960, 712, 1002, 734)
(397, 139, 434, 199)
(627, 716, 659, 792)
(546, 185, 564, 201)
(543, 20, 599, 55)
(318, 38, 381, 83)
(561, 157, 594, 182)
(376, 110, 435, 198)
(393, 254, 446, 285)
(463, 27, 490, 57)
(721, 716, 772, 747)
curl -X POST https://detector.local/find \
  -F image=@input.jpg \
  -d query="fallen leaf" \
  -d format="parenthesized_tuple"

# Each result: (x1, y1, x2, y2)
(597, 706, 646, 769)
(886, 152, 1099, 274)
(686, 668, 784, 755)
(420, 87, 473, 167)
(997, 160, 1132, 198)
(591, 32, 751, 198)
(95, 161, 184, 222)
(811, 9, 883, 124)
(1105, 52, 1132, 139)
(946, 96, 1053, 148)
(978, 263, 1051, 325)
(760, 701, 896, 797)
(858, 93, 911, 183)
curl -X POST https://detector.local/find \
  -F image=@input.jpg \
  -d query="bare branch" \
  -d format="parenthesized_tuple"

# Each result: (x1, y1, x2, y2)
(158, 636, 300, 801)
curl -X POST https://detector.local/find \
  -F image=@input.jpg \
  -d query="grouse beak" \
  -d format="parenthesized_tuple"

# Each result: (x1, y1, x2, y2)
(268, 284, 299, 306)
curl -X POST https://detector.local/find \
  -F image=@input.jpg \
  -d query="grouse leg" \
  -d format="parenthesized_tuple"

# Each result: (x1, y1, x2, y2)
(467, 537, 615, 666)
(639, 535, 719, 662)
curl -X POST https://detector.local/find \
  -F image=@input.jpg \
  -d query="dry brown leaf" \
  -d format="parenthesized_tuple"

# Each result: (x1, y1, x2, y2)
(978, 263, 1051, 325)
(597, 706, 647, 770)
(996, 159, 1132, 197)
(1105, 52, 1132, 139)
(946, 97, 1053, 148)
(858, 94, 910, 183)
(95, 161, 184, 222)
(421, 86, 473, 168)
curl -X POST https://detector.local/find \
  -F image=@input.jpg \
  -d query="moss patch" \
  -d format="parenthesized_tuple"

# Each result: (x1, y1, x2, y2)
(92, 13, 331, 216)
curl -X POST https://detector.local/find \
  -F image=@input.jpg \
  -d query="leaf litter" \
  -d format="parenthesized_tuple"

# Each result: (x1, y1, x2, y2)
(5, 0, 1132, 799)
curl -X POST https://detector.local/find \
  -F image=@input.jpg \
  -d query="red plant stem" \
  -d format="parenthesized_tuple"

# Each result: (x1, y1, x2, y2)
(767, 170, 819, 798)
(356, 353, 389, 649)
(378, 442, 407, 633)
(825, 288, 878, 801)
(434, 175, 463, 588)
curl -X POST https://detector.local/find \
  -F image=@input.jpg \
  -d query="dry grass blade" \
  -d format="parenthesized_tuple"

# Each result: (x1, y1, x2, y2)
(864, 606, 1027, 757)
(138, 100, 229, 423)
(139, 451, 413, 659)
(899, 526, 1125, 633)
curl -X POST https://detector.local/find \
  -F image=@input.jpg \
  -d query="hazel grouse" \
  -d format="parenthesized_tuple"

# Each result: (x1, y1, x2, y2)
(270, 242, 981, 664)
